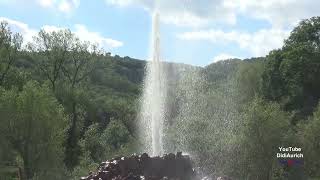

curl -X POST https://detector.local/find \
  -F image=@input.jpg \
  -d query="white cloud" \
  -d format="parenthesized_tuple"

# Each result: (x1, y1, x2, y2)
(0, 17, 123, 50)
(231, 0, 320, 28)
(42, 24, 124, 49)
(105, 0, 320, 28)
(42, 25, 65, 32)
(178, 28, 290, 57)
(38, 0, 54, 8)
(58, 1, 72, 13)
(37, 0, 80, 14)
(106, 0, 133, 6)
(105, 0, 237, 27)
(212, 53, 240, 62)
(0, 17, 37, 47)
(73, 24, 123, 49)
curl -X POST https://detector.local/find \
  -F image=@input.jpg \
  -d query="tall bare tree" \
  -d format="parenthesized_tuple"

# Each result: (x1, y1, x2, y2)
(28, 29, 75, 90)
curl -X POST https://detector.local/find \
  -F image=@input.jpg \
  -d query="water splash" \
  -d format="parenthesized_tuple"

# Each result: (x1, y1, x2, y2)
(138, 12, 167, 156)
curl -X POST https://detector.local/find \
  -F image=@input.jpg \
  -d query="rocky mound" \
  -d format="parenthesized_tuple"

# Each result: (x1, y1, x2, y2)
(80, 152, 196, 180)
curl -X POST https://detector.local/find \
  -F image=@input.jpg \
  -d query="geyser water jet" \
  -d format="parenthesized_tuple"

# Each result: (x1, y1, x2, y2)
(139, 12, 167, 156)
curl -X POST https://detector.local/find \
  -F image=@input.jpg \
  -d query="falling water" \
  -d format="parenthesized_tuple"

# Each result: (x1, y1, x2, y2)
(138, 12, 167, 156)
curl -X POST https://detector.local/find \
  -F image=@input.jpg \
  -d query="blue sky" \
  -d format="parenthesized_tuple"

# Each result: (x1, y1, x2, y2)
(0, 0, 319, 66)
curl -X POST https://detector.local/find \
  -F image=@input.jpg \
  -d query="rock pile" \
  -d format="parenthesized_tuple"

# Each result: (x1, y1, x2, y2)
(80, 152, 196, 180)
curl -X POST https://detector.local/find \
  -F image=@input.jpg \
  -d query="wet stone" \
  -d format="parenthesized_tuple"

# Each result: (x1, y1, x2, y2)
(80, 152, 196, 180)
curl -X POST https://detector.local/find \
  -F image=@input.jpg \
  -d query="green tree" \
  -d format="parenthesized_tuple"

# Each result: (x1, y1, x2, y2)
(261, 50, 286, 102)
(261, 17, 320, 120)
(101, 119, 131, 150)
(241, 98, 290, 179)
(29, 28, 105, 169)
(299, 104, 320, 178)
(101, 119, 137, 160)
(81, 123, 104, 162)
(61, 41, 102, 169)
(28, 29, 75, 90)
(62, 42, 102, 89)
(0, 21, 23, 87)
(235, 60, 264, 105)
(0, 81, 67, 179)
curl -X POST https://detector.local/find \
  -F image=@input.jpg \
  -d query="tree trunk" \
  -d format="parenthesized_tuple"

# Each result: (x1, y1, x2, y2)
(23, 151, 31, 180)
(64, 100, 80, 169)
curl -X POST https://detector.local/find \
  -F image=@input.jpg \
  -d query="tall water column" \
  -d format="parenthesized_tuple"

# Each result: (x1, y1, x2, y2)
(139, 12, 167, 156)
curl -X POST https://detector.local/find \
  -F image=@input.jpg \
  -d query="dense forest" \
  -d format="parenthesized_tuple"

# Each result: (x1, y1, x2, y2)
(0, 16, 320, 180)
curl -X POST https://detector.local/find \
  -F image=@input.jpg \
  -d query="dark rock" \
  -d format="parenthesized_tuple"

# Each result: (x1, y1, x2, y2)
(80, 153, 196, 180)
(216, 176, 232, 180)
